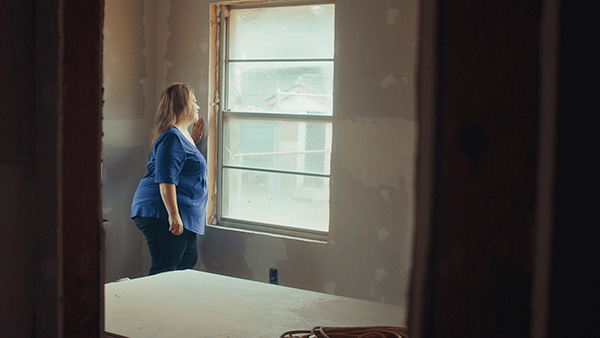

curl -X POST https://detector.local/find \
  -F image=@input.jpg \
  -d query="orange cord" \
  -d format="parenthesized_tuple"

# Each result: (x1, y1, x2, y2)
(279, 326, 408, 338)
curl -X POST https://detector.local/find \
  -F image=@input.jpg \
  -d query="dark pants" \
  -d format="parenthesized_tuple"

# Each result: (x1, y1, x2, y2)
(133, 217, 198, 275)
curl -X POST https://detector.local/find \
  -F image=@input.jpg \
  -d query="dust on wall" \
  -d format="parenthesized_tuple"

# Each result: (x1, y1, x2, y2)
(103, 0, 157, 281)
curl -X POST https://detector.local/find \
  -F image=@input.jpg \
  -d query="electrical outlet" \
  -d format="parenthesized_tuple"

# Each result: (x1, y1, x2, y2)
(269, 268, 278, 285)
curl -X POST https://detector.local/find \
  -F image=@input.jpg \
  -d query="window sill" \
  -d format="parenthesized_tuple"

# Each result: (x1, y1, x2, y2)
(206, 223, 329, 244)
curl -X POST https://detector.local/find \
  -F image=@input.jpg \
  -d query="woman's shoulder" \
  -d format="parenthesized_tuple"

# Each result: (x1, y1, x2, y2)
(155, 127, 184, 147)
(157, 127, 181, 139)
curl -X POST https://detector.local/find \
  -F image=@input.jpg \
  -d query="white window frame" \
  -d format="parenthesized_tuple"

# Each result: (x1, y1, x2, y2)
(207, 0, 334, 241)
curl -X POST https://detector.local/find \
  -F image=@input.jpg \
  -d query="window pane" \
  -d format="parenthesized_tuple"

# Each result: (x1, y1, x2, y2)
(222, 168, 329, 232)
(229, 5, 334, 60)
(223, 117, 331, 175)
(227, 61, 333, 114)
(219, 3, 335, 234)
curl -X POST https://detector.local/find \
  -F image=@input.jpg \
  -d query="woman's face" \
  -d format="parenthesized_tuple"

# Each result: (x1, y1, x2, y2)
(185, 92, 199, 122)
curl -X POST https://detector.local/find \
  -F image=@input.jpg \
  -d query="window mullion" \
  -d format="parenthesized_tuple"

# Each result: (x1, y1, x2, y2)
(223, 165, 330, 178)
(224, 111, 332, 122)
(229, 58, 335, 63)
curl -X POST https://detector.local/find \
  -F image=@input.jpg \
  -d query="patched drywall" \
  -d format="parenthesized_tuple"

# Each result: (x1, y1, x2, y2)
(103, 0, 212, 281)
(196, 0, 417, 307)
(103, 0, 417, 307)
(336, 118, 415, 190)
(163, 0, 211, 157)
(103, 0, 158, 281)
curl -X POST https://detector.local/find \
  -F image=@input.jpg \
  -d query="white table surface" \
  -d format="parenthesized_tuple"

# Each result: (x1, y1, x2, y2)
(105, 270, 406, 338)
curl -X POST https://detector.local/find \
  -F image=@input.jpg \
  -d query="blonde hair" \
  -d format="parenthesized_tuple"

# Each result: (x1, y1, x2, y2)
(149, 83, 195, 147)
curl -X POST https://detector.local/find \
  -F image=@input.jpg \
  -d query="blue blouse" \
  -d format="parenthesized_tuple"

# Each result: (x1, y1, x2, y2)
(131, 127, 207, 234)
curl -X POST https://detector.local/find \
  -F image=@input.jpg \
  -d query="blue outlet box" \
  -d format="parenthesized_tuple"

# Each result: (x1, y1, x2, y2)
(269, 268, 278, 285)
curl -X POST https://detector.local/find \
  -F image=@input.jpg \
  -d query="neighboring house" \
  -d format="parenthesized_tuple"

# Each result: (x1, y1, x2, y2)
(265, 85, 333, 115)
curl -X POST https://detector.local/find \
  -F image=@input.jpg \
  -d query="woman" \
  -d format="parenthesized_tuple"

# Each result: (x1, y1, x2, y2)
(131, 83, 207, 275)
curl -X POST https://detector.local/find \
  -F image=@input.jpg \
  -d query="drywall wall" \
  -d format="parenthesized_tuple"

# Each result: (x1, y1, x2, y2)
(103, 0, 417, 306)
(103, 0, 157, 280)
(103, 0, 212, 280)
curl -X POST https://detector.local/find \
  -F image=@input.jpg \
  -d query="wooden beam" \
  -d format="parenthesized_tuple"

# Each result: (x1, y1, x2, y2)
(410, 1, 541, 337)
(61, 0, 104, 336)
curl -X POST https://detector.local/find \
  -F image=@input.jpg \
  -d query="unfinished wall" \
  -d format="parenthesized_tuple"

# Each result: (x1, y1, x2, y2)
(195, 0, 417, 306)
(103, 0, 417, 306)
(103, 0, 211, 281)
(103, 0, 156, 281)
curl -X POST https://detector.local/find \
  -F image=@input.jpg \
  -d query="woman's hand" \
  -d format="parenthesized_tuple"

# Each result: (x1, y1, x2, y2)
(192, 117, 204, 144)
(159, 183, 184, 236)
(168, 214, 184, 236)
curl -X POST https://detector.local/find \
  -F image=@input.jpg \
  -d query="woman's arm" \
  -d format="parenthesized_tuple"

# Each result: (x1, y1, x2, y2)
(159, 183, 184, 235)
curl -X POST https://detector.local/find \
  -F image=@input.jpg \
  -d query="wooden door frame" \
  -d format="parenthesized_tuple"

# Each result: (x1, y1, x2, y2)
(35, 0, 105, 336)
(53, 0, 599, 337)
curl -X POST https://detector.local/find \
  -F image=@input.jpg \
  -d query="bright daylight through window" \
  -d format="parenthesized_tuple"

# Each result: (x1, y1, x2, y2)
(217, 3, 334, 235)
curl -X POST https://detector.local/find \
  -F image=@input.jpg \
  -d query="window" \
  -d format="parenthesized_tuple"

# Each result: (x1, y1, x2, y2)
(210, 2, 335, 238)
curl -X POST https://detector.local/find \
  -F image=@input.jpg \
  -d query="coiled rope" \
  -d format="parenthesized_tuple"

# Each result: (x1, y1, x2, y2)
(280, 326, 408, 338)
